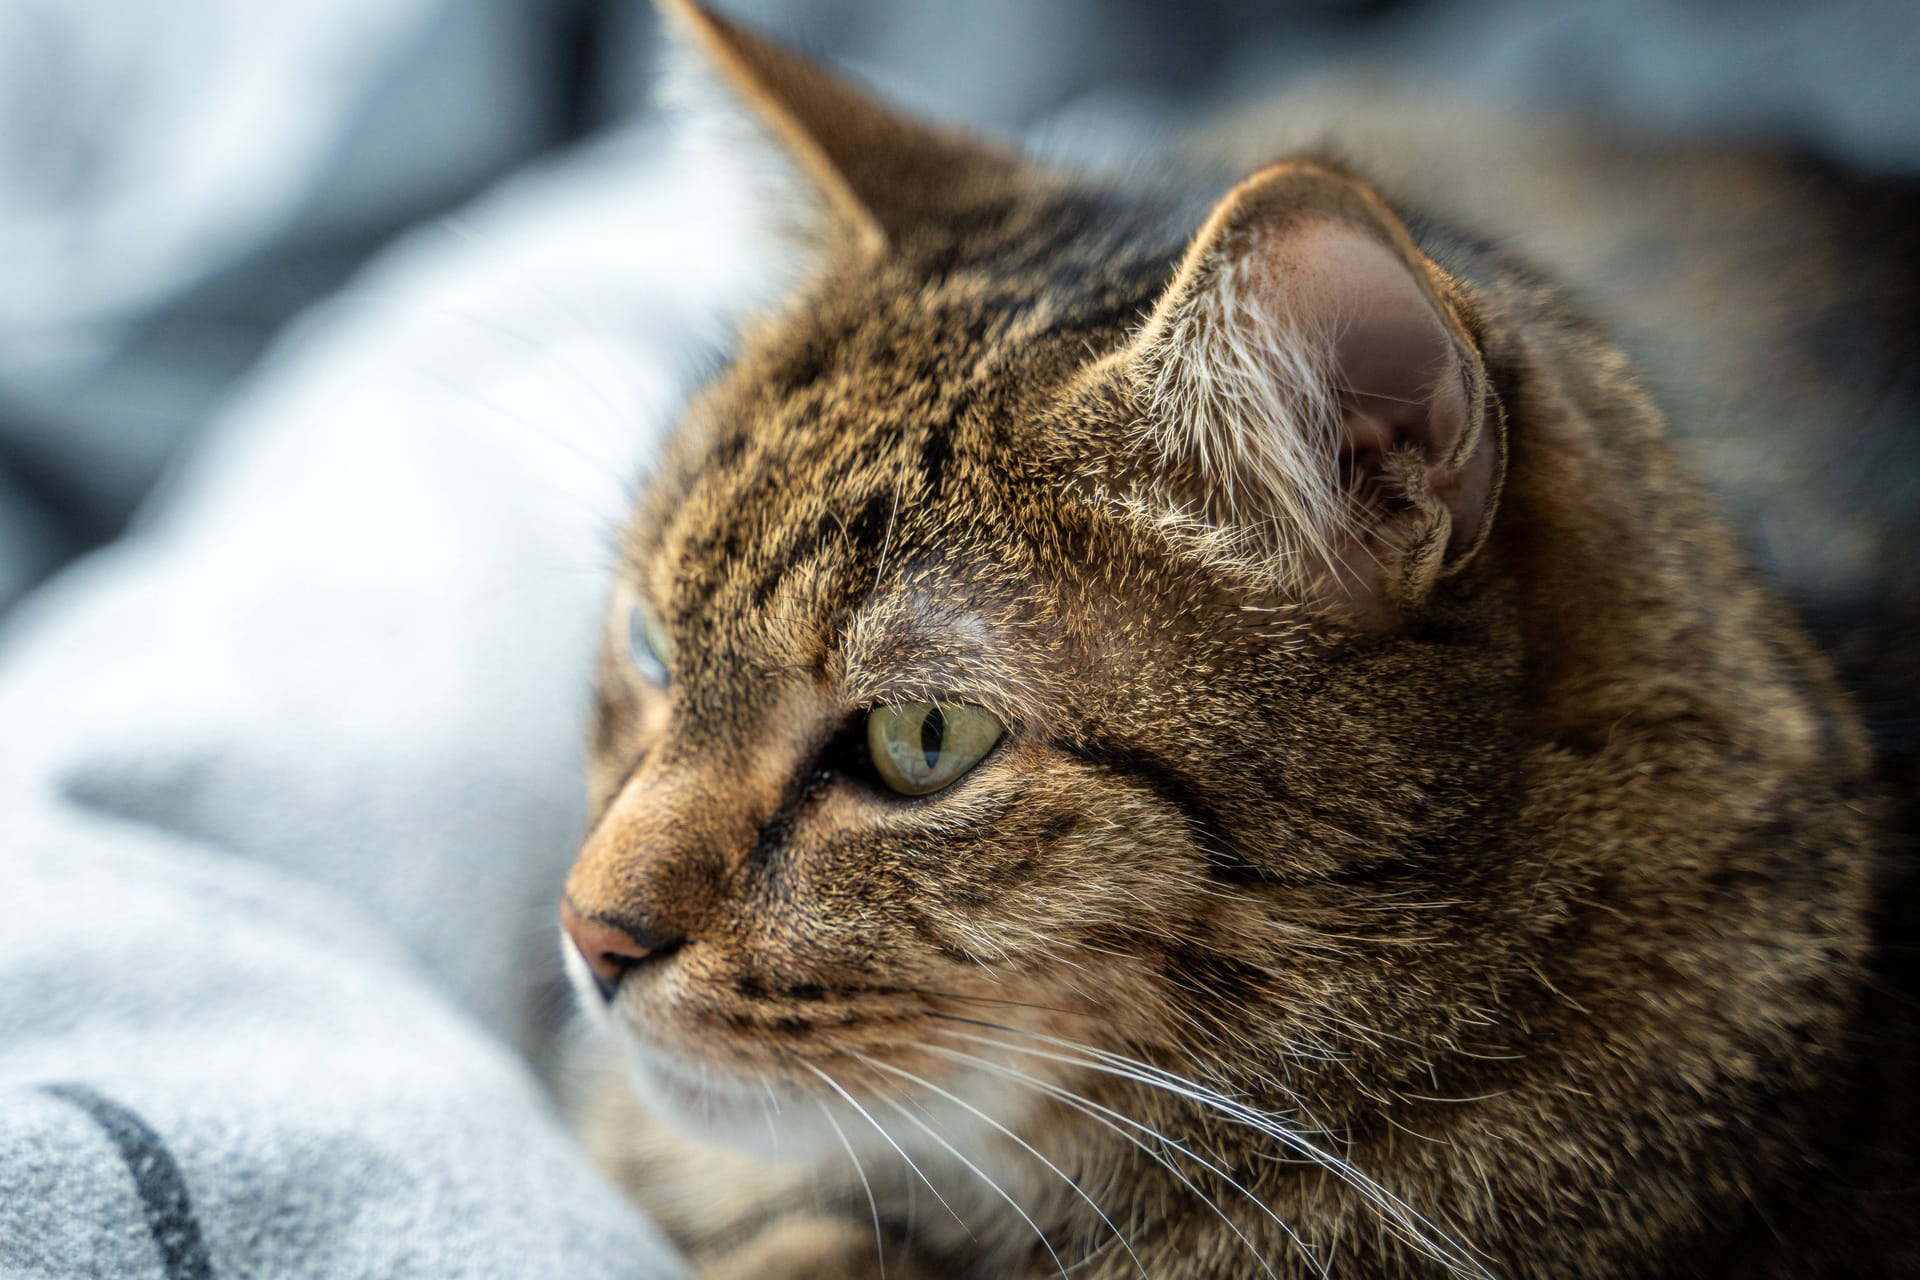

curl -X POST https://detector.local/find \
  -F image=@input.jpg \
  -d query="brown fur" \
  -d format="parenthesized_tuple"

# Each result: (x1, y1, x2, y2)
(562, 5, 1916, 1276)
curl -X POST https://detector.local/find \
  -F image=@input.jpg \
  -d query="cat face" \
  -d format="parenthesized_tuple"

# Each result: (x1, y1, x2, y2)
(565, 230, 1522, 1157)
(562, 0, 1517, 1165)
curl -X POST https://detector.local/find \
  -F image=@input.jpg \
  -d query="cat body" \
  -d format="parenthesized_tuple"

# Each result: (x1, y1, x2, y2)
(561, 5, 1919, 1276)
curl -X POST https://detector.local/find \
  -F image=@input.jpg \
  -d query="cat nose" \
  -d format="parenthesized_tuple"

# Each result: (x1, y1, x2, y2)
(560, 899, 681, 1001)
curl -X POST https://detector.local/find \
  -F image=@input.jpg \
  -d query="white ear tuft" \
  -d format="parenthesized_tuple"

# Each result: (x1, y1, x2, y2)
(1131, 219, 1351, 585)
(1126, 162, 1501, 627)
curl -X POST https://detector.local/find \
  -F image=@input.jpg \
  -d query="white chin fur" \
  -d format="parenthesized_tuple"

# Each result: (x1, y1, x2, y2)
(619, 1036, 851, 1160)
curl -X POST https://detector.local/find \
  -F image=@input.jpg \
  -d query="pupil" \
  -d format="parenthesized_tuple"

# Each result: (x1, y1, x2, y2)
(920, 705, 945, 770)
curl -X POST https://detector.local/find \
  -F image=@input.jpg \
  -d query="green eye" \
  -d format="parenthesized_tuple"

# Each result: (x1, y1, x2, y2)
(866, 701, 1004, 796)
(627, 602, 672, 686)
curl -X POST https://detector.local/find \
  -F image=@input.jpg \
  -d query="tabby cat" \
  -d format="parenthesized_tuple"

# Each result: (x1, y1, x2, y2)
(559, 2, 1919, 1276)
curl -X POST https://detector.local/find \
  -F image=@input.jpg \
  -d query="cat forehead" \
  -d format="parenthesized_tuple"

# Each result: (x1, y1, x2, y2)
(651, 205, 1194, 542)
(624, 181, 1251, 675)
(747, 182, 1195, 376)
(643, 278, 1144, 588)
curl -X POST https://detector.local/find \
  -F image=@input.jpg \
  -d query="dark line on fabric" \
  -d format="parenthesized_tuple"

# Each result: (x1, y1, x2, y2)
(41, 1083, 215, 1280)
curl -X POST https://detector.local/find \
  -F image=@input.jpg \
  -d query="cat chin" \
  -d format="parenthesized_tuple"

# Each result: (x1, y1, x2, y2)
(614, 1028, 1038, 1178)
(616, 1037, 841, 1160)
(600, 1028, 1042, 1201)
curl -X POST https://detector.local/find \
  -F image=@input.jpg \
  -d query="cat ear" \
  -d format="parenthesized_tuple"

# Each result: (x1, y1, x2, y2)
(655, 0, 1022, 255)
(1126, 161, 1504, 628)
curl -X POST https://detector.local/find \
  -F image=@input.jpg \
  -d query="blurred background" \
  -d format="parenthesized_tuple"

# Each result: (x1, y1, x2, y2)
(3, 0, 1918, 620)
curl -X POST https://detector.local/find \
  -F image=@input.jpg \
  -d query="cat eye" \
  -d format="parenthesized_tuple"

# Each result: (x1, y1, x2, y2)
(626, 602, 673, 686)
(866, 701, 1004, 797)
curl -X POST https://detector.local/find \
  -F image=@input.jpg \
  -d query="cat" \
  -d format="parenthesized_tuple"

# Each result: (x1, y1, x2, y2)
(558, 2, 1919, 1276)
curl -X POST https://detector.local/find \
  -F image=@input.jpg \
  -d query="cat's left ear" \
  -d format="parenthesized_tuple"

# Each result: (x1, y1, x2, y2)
(656, 0, 1024, 256)
(1125, 161, 1505, 629)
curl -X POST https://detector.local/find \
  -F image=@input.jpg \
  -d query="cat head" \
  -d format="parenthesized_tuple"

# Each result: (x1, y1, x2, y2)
(564, 0, 1520, 1163)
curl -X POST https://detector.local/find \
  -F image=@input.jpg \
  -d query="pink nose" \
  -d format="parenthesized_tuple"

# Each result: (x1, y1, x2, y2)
(560, 899, 672, 1001)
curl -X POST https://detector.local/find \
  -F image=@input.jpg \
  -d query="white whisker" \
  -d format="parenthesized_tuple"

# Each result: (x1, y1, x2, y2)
(800, 1060, 977, 1241)
(816, 1096, 888, 1280)
(852, 1050, 1148, 1279)
(851, 1062, 1071, 1280)
(931, 1023, 1494, 1279)
(921, 1042, 1299, 1280)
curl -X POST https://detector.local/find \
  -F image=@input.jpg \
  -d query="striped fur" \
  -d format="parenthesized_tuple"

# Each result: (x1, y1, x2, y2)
(561, 6, 1917, 1278)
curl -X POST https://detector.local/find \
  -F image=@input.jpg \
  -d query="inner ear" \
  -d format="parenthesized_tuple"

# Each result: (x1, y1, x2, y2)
(1126, 163, 1503, 628)
(1304, 221, 1491, 559)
